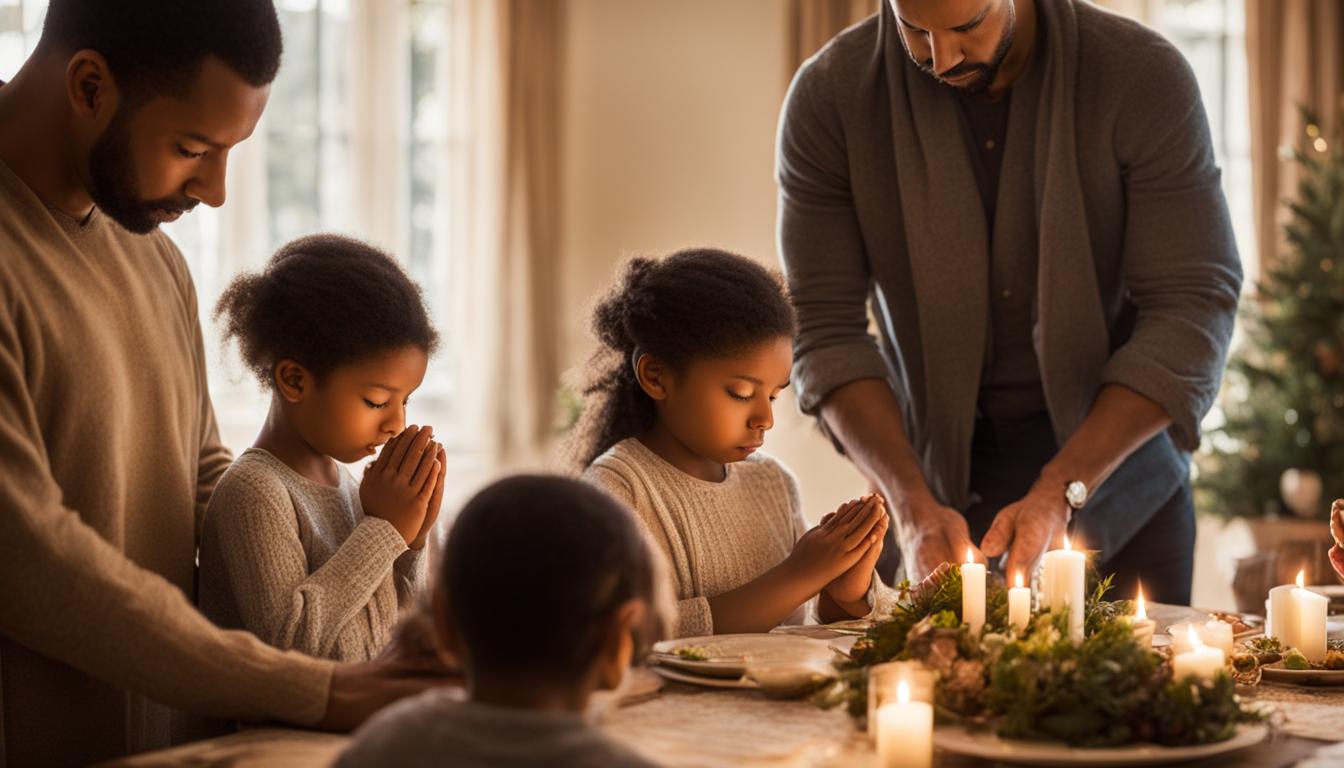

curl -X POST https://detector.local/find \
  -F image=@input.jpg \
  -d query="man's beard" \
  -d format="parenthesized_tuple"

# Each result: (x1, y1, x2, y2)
(86, 106, 197, 235)
(912, 2, 1016, 96)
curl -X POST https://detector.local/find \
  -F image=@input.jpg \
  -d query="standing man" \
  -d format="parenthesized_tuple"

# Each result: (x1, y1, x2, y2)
(0, 2, 446, 765)
(777, 0, 1241, 603)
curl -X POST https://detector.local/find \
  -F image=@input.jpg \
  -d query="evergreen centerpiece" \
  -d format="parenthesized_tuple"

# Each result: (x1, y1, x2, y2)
(817, 564, 1262, 748)
(1197, 111, 1344, 519)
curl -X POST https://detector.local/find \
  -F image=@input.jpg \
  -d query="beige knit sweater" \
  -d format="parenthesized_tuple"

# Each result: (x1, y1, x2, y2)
(199, 449, 427, 661)
(0, 157, 330, 767)
(584, 438, 890, 638)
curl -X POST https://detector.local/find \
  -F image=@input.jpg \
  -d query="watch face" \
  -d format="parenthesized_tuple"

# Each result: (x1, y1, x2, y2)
(1066, 481, 1087, 509)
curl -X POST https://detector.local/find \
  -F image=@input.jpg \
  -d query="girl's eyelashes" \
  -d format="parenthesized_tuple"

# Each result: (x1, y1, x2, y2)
(726, 389, 754, 403)
(363, 398, 389, 409)
(176, 145, 207, 160)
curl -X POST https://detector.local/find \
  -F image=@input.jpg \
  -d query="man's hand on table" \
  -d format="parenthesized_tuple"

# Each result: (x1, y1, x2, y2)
(318, 606, 460, 732)
(980, 477, 1070, 584)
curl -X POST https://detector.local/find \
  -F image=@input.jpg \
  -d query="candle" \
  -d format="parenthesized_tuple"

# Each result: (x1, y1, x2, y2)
(1171, 626, 1225, 682)
(1127, 585, 1155, 650)
(1168, 620, 1233, 656)
(1267, 569, 1329, 662)
(1292, 571, 1329, 663)
(876, 679, 933, 768)
(961, 548, 986, 636)
(1267, 581, 1296, 642)
(1041, 536, 1086, 643)
(1008, 571, 1031, 633)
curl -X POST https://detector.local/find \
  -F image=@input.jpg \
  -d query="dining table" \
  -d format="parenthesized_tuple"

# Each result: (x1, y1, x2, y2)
(101, 603, 1344, 768)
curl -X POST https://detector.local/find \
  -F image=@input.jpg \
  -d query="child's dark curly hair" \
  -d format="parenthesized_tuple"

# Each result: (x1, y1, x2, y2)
(215, 234, 439, 388)
(564, 248, 796, 470)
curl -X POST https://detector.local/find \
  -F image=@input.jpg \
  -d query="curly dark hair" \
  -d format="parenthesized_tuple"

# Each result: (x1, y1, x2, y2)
(39, 0, 283, 101)
(215, 234, 439, 388)
(442, 474, 668, 680)
(563, 248, 796, 470)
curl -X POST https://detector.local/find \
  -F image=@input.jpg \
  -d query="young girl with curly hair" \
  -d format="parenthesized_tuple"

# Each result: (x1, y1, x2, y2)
(571, 248, 893, 638)
(198, 234, 447, 661)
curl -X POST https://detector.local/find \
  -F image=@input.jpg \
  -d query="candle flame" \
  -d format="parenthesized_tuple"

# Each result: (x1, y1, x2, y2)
(966, 547, 974, 564)
(1296, 569, 1306, 589)
(897, 679, 911, 705)
(1135, 585, 1147, 620)
(1015, 571, 1024, 589)
(1063, 535, 1072, 551)
(1186, 625, 1204, 651)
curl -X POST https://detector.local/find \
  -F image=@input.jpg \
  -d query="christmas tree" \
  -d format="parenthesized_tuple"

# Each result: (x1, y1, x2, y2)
(1196, 111, 1344, 519)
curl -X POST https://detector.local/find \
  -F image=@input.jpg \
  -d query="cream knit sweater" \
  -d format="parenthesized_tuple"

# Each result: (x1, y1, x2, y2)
(584, 438, 890, 637)
(199, 448, 427, 661)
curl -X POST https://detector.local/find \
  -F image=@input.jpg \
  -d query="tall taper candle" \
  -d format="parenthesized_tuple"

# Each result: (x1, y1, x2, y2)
(962, 548, 986, 637)
(1008, 572, 1031, 633)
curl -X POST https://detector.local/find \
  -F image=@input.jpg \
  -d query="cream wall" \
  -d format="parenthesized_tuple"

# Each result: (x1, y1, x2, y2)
(557, 0, 869, 522)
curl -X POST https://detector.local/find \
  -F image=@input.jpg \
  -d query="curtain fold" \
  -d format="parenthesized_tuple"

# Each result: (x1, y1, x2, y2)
(787, 0, 877, 76)
(439, 0, 562, 470)
(1246, 0, 1344, 276)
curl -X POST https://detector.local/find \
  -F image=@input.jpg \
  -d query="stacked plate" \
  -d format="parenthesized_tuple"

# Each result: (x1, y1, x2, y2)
(648, 634, 839, 695)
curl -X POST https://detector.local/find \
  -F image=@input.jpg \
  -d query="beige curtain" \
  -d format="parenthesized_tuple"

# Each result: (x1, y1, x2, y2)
(500, 0, 563, 463)
(439, 0, 562, 470)
(788, 0, 878, 76)
(1247, 0, 1344, 276)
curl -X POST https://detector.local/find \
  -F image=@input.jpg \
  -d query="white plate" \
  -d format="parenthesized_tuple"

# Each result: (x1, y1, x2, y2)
(650, 634, 835, 678)
(1260, 663, 1344, 686)
(649, 664, 759, 690)
(933, 723, 1268, 767)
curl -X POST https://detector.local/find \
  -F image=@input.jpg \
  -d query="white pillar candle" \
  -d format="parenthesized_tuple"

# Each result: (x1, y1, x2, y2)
(877, 679, 933, 768)
(1041, 536, 1086, 643)
(1008, 572, 1031, 633)
(1199, 620, 1234, 657)
(1171, 626, 1225, 683)
(1127, 585, 1155, 650)
(961, 549, 986, 637)
(1292, 572, 1329, 663)
(1267, 583, 1297, 643)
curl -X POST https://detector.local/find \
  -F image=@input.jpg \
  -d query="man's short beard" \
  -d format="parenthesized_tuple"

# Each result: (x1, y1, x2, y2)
(907, 0, 1017, 95)
(86, 103, 196, 234)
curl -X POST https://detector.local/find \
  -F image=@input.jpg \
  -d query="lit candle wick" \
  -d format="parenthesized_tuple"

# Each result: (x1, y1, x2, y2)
(1015, 571, 1024, 589)
(1296, 569, 1305, 589)
(1135, 585, 1147, 621)
(897, 679, 911, 705)
(1063, 535, 1072, 551)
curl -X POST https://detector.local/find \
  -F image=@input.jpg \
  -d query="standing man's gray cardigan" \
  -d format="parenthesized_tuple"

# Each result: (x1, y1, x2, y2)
(776, 0, 1242, 557)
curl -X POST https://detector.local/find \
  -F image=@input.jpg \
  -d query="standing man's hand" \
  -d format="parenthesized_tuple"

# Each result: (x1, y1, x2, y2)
(895, 493, 984, 581)
(980, 479, 1070, 583)
(1330, 499, 1344, 582)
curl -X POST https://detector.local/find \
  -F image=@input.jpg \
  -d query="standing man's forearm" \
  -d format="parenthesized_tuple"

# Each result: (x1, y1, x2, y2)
(1038, 384, 1171, 500)
(817, 378, 934, 522)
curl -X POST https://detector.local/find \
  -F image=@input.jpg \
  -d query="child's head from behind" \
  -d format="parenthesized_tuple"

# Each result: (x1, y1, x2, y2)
(215, 234, 438, 463)
(568, 248, 797, 469)
(437, 475, 669, 702)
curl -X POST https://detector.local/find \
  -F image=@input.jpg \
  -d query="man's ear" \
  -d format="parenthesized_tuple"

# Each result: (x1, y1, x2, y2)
(65, 49, 121, 127)
(634, 354, 672, 401)
(595, 598, 646, 691)
(432, 584, 465, 671)
(273, 359, 312, 404)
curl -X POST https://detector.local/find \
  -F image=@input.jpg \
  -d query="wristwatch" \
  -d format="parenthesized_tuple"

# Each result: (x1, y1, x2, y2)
(1064, 480, 1089, 511)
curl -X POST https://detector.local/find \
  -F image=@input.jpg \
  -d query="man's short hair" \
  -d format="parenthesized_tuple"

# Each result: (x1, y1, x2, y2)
(39, 0, 283, 99)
